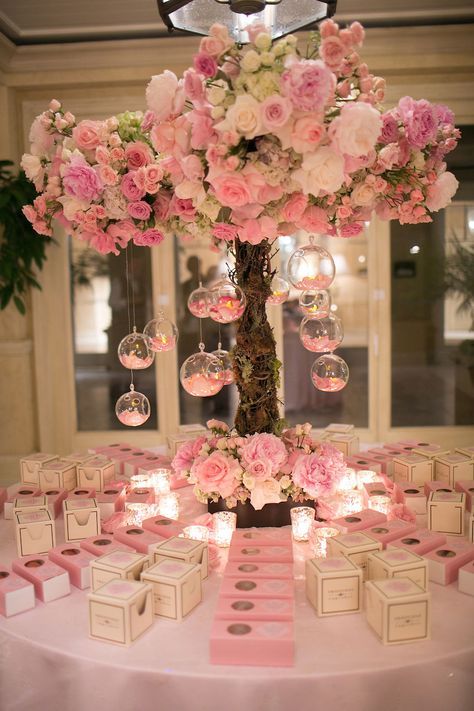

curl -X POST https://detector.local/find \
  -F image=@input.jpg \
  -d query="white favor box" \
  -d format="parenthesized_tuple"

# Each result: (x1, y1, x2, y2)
(455, 446, 474, 458)
(0, 568, 35, 617)
(90, 550, 150, 592)
(151, 536, 208, 580)
(88, 579, 153, 646)
(63, 498, 101, 542)
(325, 433, 359, 457)
(13, 495, 48, 516)
(470, 512, 474, 543)
(325, 423, 354, 434)
(3, 485, 40, 519)
(141, 559, 202, 621)
(305, 557, 362, 617)
(427, 491, 466, 536)
(392, 454, 433, 484)
(365, 578, 430, 645)
(327, 532, 382, 580)
(167, 431, 207, 457)
(413, 444, 449, 459)
(458, 561, 474, 596)
(15, 510, 55, 556)
(63, 452, 95, 466)
(367, 549, 428, 590)
(20, 453, 57, 485)
(77, 457, 115, 492)
(39, 459, 77, 491)
(434, 453, 474, 485)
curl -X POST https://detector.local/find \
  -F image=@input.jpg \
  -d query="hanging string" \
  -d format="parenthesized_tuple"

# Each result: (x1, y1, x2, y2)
(218, 323, 222, 351)
(199, 316, 204, 351)
(125, 243, 134, 389)
(130, 240, 137, 329)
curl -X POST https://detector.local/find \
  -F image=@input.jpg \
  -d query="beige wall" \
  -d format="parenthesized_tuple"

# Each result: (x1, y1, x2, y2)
(0, 25, 473, 484)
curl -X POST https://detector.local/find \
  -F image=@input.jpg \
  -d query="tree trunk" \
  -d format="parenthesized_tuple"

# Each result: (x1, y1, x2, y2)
(232, 238, 282, 436)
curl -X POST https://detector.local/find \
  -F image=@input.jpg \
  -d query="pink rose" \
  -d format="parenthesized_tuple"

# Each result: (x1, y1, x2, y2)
(397, 96, 437, 149)
(62, 154, 103, 202)
(250, 478, 282, 511)
(172, 436, 208, 476)
(153, 190, 172, 221)
(199, 35, 228, 58)
(193, 52, 218, 78)
(212, 173, 252, 208)
(206, 419, 229, 432)
(320, 36, 346, 71)
(240, 433, 288, 476)
(296, 205, 330, 233)
(169, 195, 196, 222)
(338, 222, 364, 238)
(260, 95, 292, 131)
(133, 228, 165, 247)
(281, 193, 308, 223)
(247, 459, 273, 481)
(121, 172, 146, 201)
(127, 201, 152, 220)
(350, 21, 365, 45)
(98, 165, 118, 186)
(72, 120, 105, 150)
(212, 223, 238, 241)
(183, 69, 205, 104)
(425, 171, 459, 212)
(190, 451, 241, 498)
(291, 116, 325, 154)
(124, 141, 153, 170)
(107, 220, 137, 247)
(95, 145, 110, 164)
(246, 22, 268, 44)
(281, 58, 335, 113)
(86, 228, 120, 255)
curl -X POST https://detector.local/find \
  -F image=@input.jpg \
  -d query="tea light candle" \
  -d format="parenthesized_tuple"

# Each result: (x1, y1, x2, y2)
(337, 468, 357, 492)
(309, 524, 340, 558)
(213, 511, 237, 547)
(158, 492, 180, 520)
(130, 474, 150, 490)
(356, 470, 381, 489)
(368, 494, 391, 516)
(290, 506, 315, 542)
(151, 468, 171, 496)
(182, 525, 209, 543)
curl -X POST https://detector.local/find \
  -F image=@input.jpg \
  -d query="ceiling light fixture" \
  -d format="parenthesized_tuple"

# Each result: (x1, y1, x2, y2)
(157, 0, 337, 43)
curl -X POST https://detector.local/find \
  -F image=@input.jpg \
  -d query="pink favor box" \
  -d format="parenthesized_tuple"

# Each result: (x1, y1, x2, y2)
(424, 540, 474, 586)
(89, 442, 131, 454)
(96, 487, 126, 519)
(43, 488, 68, 518)
(458, 560, 474, 596)
(363, 482, 390, 503)
(125, 488, 155, 505)
(0, 487, 7, 513)
(364, 519, 418, 548)
(455, 481, 474, 512)
(124, 453, 170, 478)
(48, 544, 96, 589)
(0, 567, 35, 617)
(220, 576, 294, 600)
(142, 515, 184, 539)
(232, 529, 292, 547)
(224, 561, 294, 580)
(345, 456, 382, 474)
(394, 483, 427, 515)
(80, 534, 135, 557)
(424, 481, 455, 497)
(93, 445, 142, 475)
(170, 472, 191, 490)
(12, 554, 70, 602)
(382, 444, 407, 456)
(114, 525, 165, 555)
(215, 596, 294, 622)
(67, 487, 96, 499)
(363, 450, 395, 476)
(387, 528, 447, 556)
(4, 485, 41, 519)
(210, 619, 294, 667)
(331, 508, 387, 533)
(228, 545, 293, 565)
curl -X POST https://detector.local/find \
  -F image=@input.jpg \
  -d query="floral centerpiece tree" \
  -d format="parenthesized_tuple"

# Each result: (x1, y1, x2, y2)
(21, 18, 460, 518)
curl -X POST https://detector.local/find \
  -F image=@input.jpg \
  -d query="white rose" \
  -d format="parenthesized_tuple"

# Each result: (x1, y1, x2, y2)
(329, 102, 382, 157)
(250, 479, 283, 511)
(279, 475, 291, 490)
(174, 179, 206, 204)
(243, 473, 256, 490)
(413, 150, 425, 170)
(426, 171, 459, 212)
(219, 94, 263, 139)
(216, 438, 228, 450)
(199, 196, 221, 222)
(254, 32, 272, 51)
(207, 82, 227, 106)
(57, 196, 90, 220)
(273, 40, 287, 56)
(351, 181, 377, 207)
(292, 146, 345, 196)
(211, 106, 225, 120)
(241, 49, 261, 73)
(260, 51, 275, 67)
(146, 70, 179, 122)
(21, 154, 42, 181)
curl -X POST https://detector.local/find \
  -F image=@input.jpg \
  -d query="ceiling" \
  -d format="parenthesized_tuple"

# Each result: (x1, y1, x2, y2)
(1, 0, 473, 45)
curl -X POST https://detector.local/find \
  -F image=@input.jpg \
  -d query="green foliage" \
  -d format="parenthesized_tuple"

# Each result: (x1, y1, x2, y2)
(443, 236, 474, 330)
(0, 161, 52, 314)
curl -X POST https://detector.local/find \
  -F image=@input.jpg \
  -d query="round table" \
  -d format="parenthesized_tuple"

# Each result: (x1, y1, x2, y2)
(0, 486, 473, 711)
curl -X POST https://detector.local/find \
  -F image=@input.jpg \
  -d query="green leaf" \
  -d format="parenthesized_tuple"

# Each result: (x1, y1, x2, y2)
(13, 295, 26, 315)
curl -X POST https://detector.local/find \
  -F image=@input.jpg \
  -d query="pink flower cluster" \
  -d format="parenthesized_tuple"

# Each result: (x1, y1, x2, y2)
(22, 18, 459, 252)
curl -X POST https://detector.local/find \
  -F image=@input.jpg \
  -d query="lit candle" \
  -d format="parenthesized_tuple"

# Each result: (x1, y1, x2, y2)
(213, 511, 237, 547)
(356, 470, 382, 489)
(182, 525, 209, 543)
(309, 524, 340, 558)
(290, 506, 315, 542)
(337, 468, 357, 492)
(151, 468, 171, 496)
(125, 502, 155, 526)
(130, 474, 150, 490)
(340, 490, 365, 516)
(158, 492, 180, 520)
(368, 494, 391, 516)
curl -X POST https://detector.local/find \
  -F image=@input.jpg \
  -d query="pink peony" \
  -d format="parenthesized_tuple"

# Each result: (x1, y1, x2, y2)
(29, 115, 55, 155)
(124, 141, 153, 170)
(329, 102, 382, 157)
(292, 454, 334, 498)
(191, 451, 241, 498)
(281, 58, 335, 113)
(62, 154, 103, 202)
(72, 120, 105, 150)
(212, 223, 238, 241)
(86, 228, 120, 255)
(193, 52, 218, 78)
(212, 173, 253, 208)
(397, 96, 437, 149)
(297, 205, 330, 233)
(240, 433, 288, 477)
(425, 171, 459, 211)
(121, 172, 146, 201)
(188, 111, 218, 150)
(133, 228, 165, 247)
(181, 154, 204, 182)
(146, 70, 183, 123)
(127, 201, 152, 220)
(172, 436, 208, 476)
(260, 95, 292, 131)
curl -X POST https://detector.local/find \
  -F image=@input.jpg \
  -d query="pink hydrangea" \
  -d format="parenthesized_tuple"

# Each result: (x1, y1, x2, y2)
(191, 451, 241, 498)
(281, 58, 335, 114)
(240, 433, 288, 477)
(172, 435, 208, 477)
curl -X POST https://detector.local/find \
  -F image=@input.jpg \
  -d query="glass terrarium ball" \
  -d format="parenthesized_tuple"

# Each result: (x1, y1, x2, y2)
(180, 351, 225, 397)
(187, 285, 210, 318)
(211, 348, 234, 385)
(144, 315, 178, 353)
(287, 241, 335, 290)
(299, 289, 331, 317)
(207, 279, 246, 324)
(117, 330, 154, 369)
(267, 276, 290, 306)
(300, 314, 343, 353)
(115, 388, 151, 426)
(311, 354, 349, 392)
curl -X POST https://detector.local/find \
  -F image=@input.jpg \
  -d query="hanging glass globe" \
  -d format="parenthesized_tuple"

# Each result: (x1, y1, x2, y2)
(267, 276, 290, 306)
(207, 278, 246, 324)
(187, 284, 210, 318)
(117, 328, 154, 369)
(180, 347, 225, 396)
(211, 346, 234, 385)
(144, 313, 178, 353)
(311, 354, 349, 392)
(287, 239, 335, 290)
(300, 314, 343, 353)
(299, 289, 331, 317)
(115, 386, 151, 426)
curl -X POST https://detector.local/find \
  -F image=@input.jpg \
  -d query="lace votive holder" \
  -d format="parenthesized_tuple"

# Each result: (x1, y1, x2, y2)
(290, 506, 315, 542)
(125, 502, 155, 526)
(340, 489, 365, 516)
(130, 474, 150, 490)
(182, 525, 209, 543)
(158, 492, 180, 520)
(368, 494, 391, 516)
(309, 524, 340, 558)
(213, 511, 237, 547)
(356, 470, 381, 489)
(337, 468, 358, 492)
(151, 468, 171, 496)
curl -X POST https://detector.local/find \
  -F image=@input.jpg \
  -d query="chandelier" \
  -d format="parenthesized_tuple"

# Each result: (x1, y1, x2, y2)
(157, 0, 337, 42)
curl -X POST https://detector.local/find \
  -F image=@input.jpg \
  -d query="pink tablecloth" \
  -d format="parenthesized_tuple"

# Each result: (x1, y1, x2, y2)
(0, 486, 473, 711)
